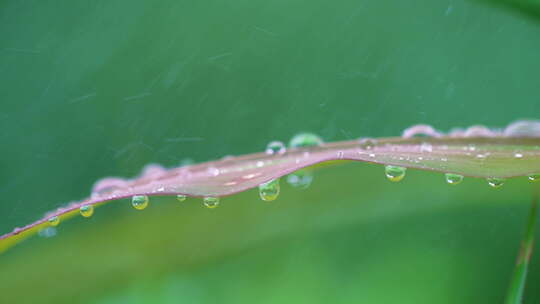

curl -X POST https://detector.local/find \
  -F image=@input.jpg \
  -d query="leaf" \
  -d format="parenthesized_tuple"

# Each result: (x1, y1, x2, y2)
(1, 121, 540, 253)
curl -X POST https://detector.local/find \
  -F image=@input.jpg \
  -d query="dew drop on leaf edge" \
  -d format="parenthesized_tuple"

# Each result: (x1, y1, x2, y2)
(131, 195, 149, 210)
(79, 205, 94, 218)
(259, 178, 280, 202)
(445, 173, 463, 185)
(385, 165, 406, 182)
(48, 216, 60, 227)
(265, 141, 286, 155)
(487, 178, 505, 188)
(176, 194, 187, 202)
(528, 174, 540, 182)
(203, 197, 220, 209)
(286, 170, 314, 189)
(289, 133, 323, 148)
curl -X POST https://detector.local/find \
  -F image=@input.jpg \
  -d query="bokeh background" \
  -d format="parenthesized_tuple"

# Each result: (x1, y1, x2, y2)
(1, 0, 540, 303)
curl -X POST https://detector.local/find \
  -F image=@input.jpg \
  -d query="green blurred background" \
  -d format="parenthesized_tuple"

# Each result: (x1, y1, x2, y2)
(1, 0, 539, 303)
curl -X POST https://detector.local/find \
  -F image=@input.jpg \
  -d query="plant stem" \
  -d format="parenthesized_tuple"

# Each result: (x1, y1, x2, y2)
(504, 188, 538, 304)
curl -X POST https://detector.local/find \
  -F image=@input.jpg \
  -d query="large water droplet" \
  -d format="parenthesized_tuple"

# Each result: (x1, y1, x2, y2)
(79, 205, 94, 218)
(176, 194, 187, 202)
(132, 195, 149, 210)
(445, 173, 463, 185)
(203, 197, 220, 208)
(528, 174, 540, 182)
(259, 179, 280, 202)
(266, 141, 286, 155)
(487, 178, 505, 188)
(385, 165, 406, 182)
(504, 120, 540, 137)
(287, 170, 314, 189)
(48, 216, 60, 227)
(289, 133, 323, 148)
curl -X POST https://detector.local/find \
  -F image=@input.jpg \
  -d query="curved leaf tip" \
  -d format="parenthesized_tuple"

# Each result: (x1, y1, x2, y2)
(1, 120, 540, 252)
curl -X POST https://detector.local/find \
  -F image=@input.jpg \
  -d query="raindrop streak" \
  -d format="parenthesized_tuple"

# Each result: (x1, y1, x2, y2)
(528, 174, 540, 182)
(385, 165, 406, 182)
(203, 197, 220, 209)
(132, 195, 149, 210)
(79, 205, 94, 218)
(445, 173, 463, 185)
(259, 179, 280, 202)
(487, 178, 505, 188)
(176, 194, 187, 202)
(266, 141, 286, 155)
(48, 216, 60, 227)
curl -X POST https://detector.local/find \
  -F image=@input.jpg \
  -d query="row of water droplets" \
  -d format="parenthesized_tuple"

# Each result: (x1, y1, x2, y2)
(39, 120, 540, 231)
(383, 121, 540, 187)
(39, 133, 323, 230)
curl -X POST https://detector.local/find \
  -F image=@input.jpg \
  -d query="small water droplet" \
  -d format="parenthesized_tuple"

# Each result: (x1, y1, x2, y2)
(203, 197, 220, 208)
(528, 174, 540, 182)
(514, 152, 524, 159)
(368, 153, 376, 158)
(385, 165, 406, 182)
(287, 170, 314, 189)
(476, 153, 487, 160)
(48, 216, 60, 227)
(445, 173, 463, 185)
(289, 133, 323, 148)
(420, 142, 433, 153)
(259, 179, 280, 202)
(337, 151, 344, 159)
(79, 205, 94, 218)
(402, 124, 441, 138)
(266, 141, 286, 155)
(132, 195, 149, 210)
(176, 194, 187, 202)
(38, 227, 57, 238)
(359, 138, 376, 150)
(207, 167, 220, 176)
(487, 178, 505, 188)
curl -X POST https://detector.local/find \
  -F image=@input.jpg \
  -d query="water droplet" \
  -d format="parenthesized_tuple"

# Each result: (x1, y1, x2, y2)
(79, 205, 94, 218)
(514, 152, 524, 159)
(48, 216, 60, 227)
(176, 194, 187, 202)
(445, 173, 463, 185)
(476, 153, 487, 160)
(385, 165, 406, 182)
(504, 120, 540, 137)
(289, 133, 323, 148)
(464, 125, 495, 137)
(207, 167, 220, 176)
(402, 124, 441, 138)
(266, 141, 286, 155)
(528, 174, 540, 182)
(359, 138, 376, 150)
(259, 179, 280, 202)
(131, 195, 149, 210)
(287, 170, 314, 189)
(38, 227, 57, 238)
(487, 178, 505, 188)
(203, 197, 220, 208)
(420, 142, 433, 153)
(337, 151, 344, 159)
